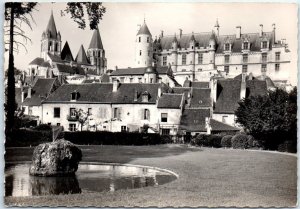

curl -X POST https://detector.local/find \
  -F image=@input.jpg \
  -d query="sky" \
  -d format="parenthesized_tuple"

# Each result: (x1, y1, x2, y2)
(3, 2, 298, 85)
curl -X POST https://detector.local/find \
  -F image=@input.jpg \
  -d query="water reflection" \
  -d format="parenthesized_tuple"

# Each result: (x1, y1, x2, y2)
(5, 164, 177, 197)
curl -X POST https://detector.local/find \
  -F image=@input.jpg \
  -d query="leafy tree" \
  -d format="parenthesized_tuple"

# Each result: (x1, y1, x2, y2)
(235, 88, 297, 150)
(75, 109, 89, 131)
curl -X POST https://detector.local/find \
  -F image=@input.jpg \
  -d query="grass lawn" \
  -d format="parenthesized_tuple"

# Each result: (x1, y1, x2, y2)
(5, 144, 297, 207)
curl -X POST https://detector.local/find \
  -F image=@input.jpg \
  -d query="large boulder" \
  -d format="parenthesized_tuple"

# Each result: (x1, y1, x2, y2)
(29, 139, 82, 176)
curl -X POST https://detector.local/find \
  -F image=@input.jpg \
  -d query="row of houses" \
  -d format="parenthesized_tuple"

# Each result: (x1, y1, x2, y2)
(16, 71, 273, 136)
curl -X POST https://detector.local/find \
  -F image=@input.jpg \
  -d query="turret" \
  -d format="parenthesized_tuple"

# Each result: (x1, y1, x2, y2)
(214, 19, 220, 37)
(87, 27, 107, 75)
(189, 32, 196, 50)
(171, 34, 178, 73)
(144, 66, 157, 83)
(135, 19, 153, 67)
(208, 31, 216, 69)
(189, 33, 196, 74)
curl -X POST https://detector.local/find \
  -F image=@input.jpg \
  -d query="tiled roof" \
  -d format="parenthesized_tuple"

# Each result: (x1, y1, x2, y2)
(41, 61, 51, 68)
(61, 41, 74, 61)
(22, 78, 57, 106)
(157, 93, 183, 109)
(82, 79, 100, 84)
(111, 66, 170, 76)
(44, 83, 169, 104)
(56, 64, 85, 75)
(214, 78, 267, 113)
(210, 119, 240, 132)
(86, 69, 98, 75)
(189, 88, 211, 108)
(47, 53, 64, 63)
(179, 108, 210, 132)
(29, 57, 44, 66)
(101, 74, 110, 83)
(75, 45, 89, 65)
(192, 81, 209, 88)
(88, 28, 104, 49)
(137, 22, 151, 36)
(45, 12, 57, 39)
(158, 31, 276, 53)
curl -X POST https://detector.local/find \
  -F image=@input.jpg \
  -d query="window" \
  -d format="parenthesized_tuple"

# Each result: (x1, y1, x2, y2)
(262, 41, 268, 49)
(70, 108, 76, 117)
(275, 52, 281, 61)
(242, 54, 248, 63)
(130, 78, 133, 83)
(69, 124, 76, 132)
(71, 91, 78, 100)
(147, 37, 149, 43)
(57, 123, 60, 126)
(139, 37, 141, 42)
(163, 56, 167, 66)
(113, 108, 118, 118)
(198, 68, 202, 72)
(54, 107, 60, 118)
(28, 107, 32, 116)
(88, 108, 92, 116)
(222, 116, 228, 123)
(161, 113, 168, 122)
(120, 77, 125, 83)
(225, 43, 230, 51)
(142, 94, 149, 102)
(55, 43, 58, 51)
(198, 53, 203, 64)
(275, 63, 280, 72)
(224, 55, 230, 64)
(243, 42, 249, 50)
(182, 69, 186, 72)
(161, 128, 170, 135)
(182, 54, 187, 65)
(121, 126, 127, 132)
(139, 50, 142, 56)
(150, 78, 153, 83)
(262, 53, 267, 62)
(261, 64, 267, 72)
(138, 77, 142, 83)
(144, 109, 150, 120)
(148, 50, 150, 56)
(49, 42, 52, 50)
(224, 66, 229, 74)
(48, 123, 51, 126)
(242, 65, 248, 73)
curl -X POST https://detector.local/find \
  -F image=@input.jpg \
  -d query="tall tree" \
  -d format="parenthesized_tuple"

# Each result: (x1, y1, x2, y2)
(4, 2, 37, 134)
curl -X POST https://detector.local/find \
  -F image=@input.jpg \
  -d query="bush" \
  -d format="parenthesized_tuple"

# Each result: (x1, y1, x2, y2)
(231, 133, 248, 149)
(6, 129, 52, 147)
(278, 141, 297, 153)
(34, 124, 52, 131)
(190, 134, 222, 148)
(221, 135, 232, 148)
(63, 131, 163, 146)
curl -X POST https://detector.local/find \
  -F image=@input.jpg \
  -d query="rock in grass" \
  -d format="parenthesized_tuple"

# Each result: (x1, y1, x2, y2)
(29, 139, 82, 176)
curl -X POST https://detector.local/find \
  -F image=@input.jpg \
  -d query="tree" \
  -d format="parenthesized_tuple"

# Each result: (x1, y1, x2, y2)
(235, 88, 297, 149)
(4, 2, 106, 134)
(76, 109, 89, 131)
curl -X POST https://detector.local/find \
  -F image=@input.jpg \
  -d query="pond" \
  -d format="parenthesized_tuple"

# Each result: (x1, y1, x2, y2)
(5, 163, 178, 197)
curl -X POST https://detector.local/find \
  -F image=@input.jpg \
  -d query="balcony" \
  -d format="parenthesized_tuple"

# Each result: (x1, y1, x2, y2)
(67, 114, 78, 121)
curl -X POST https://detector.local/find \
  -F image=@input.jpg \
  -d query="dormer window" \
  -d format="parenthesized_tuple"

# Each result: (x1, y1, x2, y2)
(225, 43, 230, 51)
(261, 41, 268, 49)
(142, 91, 149, 102)
(71, 91, 79, 101)
(243, 42, 249, 50)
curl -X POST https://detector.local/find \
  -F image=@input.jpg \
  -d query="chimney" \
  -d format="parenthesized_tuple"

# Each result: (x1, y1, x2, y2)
(209, 78, 217, 103)
(112, 79, 120, 92)
(272, 23, 276, 43)
(205, 117, 211, 135)
(157, 86, 162, 98)
(21, 91, 25, 103)
(179, 29, 182, 38)
(134, 89, 138, 101)
(236, 26, 241, 39)
(259, 24, 263, 37)
(114, 65, 118, 71)
(160, 30, 164, 38)
(27, 87, 32, 98)
(240, 72, 246, 99)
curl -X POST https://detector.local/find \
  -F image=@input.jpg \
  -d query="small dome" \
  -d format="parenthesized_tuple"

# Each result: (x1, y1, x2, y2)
(144, 66, 156, 74)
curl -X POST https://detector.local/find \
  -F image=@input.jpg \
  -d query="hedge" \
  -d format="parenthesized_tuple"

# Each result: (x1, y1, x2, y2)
(231, 133, 248, 149)
(221, 135, 232, 148)
(190, 134, 223, 148)
(6, 130, 169, 147)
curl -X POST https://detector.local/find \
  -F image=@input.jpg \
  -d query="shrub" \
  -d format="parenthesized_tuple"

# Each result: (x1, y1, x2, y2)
(278, 141, 297, 153)
(6, 129, 52, 147)
(190, 134, 222, 148)
(34, 124, 52, 131)
(231, 133, 248, 149)
(221, 135, 232, 148)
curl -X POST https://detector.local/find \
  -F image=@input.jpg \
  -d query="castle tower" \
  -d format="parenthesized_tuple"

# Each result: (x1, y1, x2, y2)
(214, 19, 220, 37)
(189, 33, 196, 78)
(170, 34, 178, 73)
(87, 27, 107, 75)
(135, 19, 153, 67)
(208, 31, 217, 70)
(41, 11, 62, 60)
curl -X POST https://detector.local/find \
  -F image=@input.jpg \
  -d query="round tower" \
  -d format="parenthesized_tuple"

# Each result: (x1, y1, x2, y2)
(189, 33, 196, 76)
(135, 20, 153, 67)
(41, 11, 62, 60)
(208, 31, 217, 70)
(171, 34, 178, 72)
(144, 66, 157, 83)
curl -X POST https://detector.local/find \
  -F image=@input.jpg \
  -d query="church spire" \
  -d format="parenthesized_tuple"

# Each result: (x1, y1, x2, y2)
(46, 11, 58, 38)
(88, 27, 104, 49)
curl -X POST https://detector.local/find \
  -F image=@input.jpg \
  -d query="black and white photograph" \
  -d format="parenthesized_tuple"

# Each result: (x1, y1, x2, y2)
(3, 2, 297, 207)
